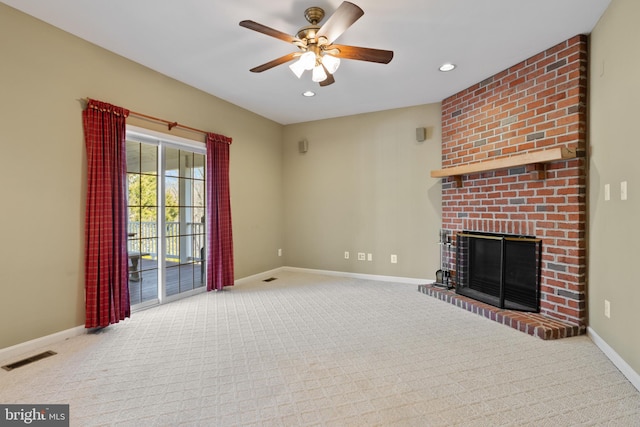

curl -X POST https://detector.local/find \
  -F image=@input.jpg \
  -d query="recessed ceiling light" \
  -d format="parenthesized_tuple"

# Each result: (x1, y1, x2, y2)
(302, 91, 316, 97)
(439, 63, 456, 72)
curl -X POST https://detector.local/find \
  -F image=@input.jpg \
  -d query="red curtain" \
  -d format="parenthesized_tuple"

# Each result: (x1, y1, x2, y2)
(82, 99, 131, 328)
(205, 132, 234, 291)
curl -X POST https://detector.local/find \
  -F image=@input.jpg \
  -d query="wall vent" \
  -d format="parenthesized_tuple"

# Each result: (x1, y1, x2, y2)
(1, 350, 57, 371)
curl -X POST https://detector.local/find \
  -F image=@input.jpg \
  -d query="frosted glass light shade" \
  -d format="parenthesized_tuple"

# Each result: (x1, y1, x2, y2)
(299, 51, 316, 70)
(311, 65, 327, 82)
(289, 52, 316, 78)
(322, 54, 340, 74)
(289, 59, 306, 78)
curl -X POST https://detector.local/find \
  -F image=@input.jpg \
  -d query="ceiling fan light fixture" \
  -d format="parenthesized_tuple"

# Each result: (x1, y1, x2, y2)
(300, 51, 316, 70)
(289, 51, 316, 78)
(311, 65, 327, 83)
(289, 60, 306, 78)
(240, 2, 393, 88)
(322, 54, 340, 74)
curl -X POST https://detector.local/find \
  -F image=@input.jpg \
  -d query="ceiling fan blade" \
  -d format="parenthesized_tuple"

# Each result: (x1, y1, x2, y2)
(326, 44, 394, 64)
(239, 20, 301, 44)
(317, 1, 364, 44)
(249, 52, 299, 73)
(319, 65, 335, 87)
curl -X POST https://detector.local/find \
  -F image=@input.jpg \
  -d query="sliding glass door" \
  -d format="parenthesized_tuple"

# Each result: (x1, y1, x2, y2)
(126, 129, 206, 309)
(164, 147, 206, 298)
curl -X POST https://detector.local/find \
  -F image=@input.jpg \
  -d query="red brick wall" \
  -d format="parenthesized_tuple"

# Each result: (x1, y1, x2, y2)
(440, 35, 588, 328)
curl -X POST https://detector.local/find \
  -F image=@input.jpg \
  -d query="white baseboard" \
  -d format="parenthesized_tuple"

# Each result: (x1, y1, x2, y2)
(588, 327, 640, 393)
(280, 266, 434, 285)
(0, 325, 86, 365)
(234, 266, 433, 286)
(234, 267, 286, 285)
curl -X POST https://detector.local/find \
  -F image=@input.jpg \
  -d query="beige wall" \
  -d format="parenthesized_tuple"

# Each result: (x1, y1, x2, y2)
(589, 0, 640, 374)
(0, 4, 284, 349)
(283, 106, 442, 279)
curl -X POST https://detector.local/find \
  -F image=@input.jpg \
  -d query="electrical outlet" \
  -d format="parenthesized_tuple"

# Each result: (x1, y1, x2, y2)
(277, 248, 282, 257)
(358, 252, 365, 261)
(621, 181, 628, 200)
(604, 300, 611, 318)
(367, 253, 373, 261)
(604, 184, 610, 201)
(344, 251, 349, 259)
(390, 254, 398, 264)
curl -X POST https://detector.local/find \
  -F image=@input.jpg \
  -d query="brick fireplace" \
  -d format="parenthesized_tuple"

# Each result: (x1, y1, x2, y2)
(426, 35, 588, 336)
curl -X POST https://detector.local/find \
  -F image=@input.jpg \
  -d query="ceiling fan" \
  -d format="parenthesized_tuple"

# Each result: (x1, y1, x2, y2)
(239, 1, 394, 87)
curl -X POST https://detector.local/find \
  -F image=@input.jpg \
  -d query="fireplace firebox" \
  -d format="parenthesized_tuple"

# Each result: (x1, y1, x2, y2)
(456, 231, 541, 312)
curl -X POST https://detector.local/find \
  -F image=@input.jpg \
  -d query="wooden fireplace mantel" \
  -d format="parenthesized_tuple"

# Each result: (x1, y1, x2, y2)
(430, 146, 577, 187)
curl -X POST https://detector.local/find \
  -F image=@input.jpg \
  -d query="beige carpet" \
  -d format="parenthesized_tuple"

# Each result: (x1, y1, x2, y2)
(1, 271, 639, 426)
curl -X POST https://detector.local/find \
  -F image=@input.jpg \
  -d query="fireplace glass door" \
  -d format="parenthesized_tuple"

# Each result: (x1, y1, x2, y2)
(456, 232, 541, 312)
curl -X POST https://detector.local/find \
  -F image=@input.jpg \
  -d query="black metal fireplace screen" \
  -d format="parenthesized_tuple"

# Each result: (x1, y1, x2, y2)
(456, 231, 542, 312)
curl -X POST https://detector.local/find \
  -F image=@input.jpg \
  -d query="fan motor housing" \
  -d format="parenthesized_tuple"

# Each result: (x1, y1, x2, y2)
(296, 25, 321, 43)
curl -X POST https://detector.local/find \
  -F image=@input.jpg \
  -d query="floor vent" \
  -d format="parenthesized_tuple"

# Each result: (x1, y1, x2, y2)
(263, 277, 277, 282)
(1, 350, 57, 371)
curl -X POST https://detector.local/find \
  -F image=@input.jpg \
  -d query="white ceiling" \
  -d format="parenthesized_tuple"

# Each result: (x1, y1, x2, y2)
(3, 0, 610, 125)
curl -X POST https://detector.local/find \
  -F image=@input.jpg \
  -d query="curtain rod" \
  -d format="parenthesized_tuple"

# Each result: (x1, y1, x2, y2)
(130, 110, 207, 136)
(82, 98, 208, 136)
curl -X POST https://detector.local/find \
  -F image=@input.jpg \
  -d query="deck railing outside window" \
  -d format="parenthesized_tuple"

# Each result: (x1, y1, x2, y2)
(128, 221, 204, 262)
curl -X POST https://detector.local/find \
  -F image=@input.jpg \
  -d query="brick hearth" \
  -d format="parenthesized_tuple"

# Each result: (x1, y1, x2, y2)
(418, 284, 582, 340)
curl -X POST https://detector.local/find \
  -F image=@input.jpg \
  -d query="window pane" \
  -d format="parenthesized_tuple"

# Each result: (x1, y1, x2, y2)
(128, 174, 140, 206)
(140, 175, 157, 207)
(193, 210, 202, 227)
(140, 144, 157, 175)
(180, 151, 193, 178)
(127, 234, 140, 253)
(179, 207, 190, 228)
(142, 257, 158, 270)
(128, 208, 142, 250)
(180, 263, 195, 292)
(142, 223, 157, 241)
(166, 214, 179, 237)
(140, 207, 157, 225)
(126, 141, 140, 173)
(138, 238, 156, 259)
(193, 180, 205, 207)
(180, 230, 197, 261)
(165, 177, 179, 207)
(193, 154, 205, 179)
(166, 266, 180, 297)
(193, 207, 205, 225)
(178, 178, 186, 206)
(165, 147, 179, 176)
(192, 233, 205, 261)
(166, 236, 179, 263)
